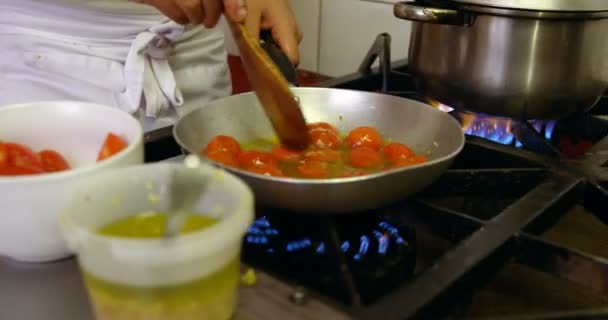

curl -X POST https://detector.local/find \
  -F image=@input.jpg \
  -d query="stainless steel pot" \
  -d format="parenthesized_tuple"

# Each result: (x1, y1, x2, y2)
(394, 0, 608, 119)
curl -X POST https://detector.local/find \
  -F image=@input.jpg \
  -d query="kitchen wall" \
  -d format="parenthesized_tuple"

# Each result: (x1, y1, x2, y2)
(220, 0, 413, 77)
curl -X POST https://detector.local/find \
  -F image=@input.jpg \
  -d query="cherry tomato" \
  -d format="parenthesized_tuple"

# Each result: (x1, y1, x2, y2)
(204, 135, 241, 156)
(205, 150, 239, 167)
(297, 160, 329, 178)
(308, 122, 339, 136)
(340, 170, 368, 178)
(390, 154, 429, 169)
(271, 146, 301, 162)
(247, 164, 285, 177)
(383, 142, 414, 164)
(0, 165, 44, 176)
(346, 126, 383, 150)
(348, 147, 382, 169)
(304, 149, 341, 162)
(238, 151, 277, 169)
(5, 143, 42, 168)
(38, 150, 71, 172)
(0, 143, 7, 168)
(97, 133, 128, 161)
(310, 129, 341, 149)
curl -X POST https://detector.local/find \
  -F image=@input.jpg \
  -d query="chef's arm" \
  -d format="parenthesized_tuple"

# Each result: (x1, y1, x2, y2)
(130, 0, 302, 65)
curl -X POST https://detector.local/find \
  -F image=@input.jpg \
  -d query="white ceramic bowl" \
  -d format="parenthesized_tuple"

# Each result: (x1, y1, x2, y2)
(0, 101, 144, 262)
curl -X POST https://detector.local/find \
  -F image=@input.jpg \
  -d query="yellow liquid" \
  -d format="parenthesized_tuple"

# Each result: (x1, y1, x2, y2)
(83, 212, 240, 320)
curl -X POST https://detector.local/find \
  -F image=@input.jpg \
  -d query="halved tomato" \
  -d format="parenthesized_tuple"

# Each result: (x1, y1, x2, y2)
(383, 143, 414, 164)
(5, 143, 42, 169)
(346, 126, 383, 150)
(205, 150, 239, 168)
(349, 147, 383, 169)
(38, 150, 71, 172)
(309, 129, 341, 150)
(97, 133, 128, 161)
(271, 146, 301, 162)
(303, 149, 341, 162)
(297, 160, 329, 178)
(0, 143, 7, 168)
(204, 135, 241, 156)
(0, 165, 44, 176)
(237, 151, 277, 169)
(246, 164, 285, 177)
(308, 122, 339, 136)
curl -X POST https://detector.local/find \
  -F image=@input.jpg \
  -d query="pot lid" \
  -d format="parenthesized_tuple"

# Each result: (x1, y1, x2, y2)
(450, 0, 608, 12)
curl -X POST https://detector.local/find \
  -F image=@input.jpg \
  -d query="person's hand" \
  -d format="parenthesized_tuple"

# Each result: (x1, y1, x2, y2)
(131, 0, 302, 65)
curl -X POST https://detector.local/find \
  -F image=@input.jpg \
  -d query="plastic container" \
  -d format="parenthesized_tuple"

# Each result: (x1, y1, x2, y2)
(59, 161, 254, 320)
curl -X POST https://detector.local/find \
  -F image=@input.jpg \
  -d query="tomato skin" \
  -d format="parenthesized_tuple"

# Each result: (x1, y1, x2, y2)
(97, 133, 128, 161)
(237, 151, 277, 169)
(205, 150, 239, 168)
(4, 143, 42, 168)
(383, 143, 414, 164)
(309, 129, 341, 150)
(303, 149, 341, 162)
(390, 154, 428, 169)
(346, 126, 383, 150)
(246, 164, 285, 177)
(340, 170, 367, 178)
(0, 143, 7, 168)
(348, 147, 383, 169)
(38, 150, 71, 172)
(0, 165, 44, 176)
(271, 146, 301, 162)
(204, 135, 241, 156)
(297, 160, 329, 178)
(308, 122, 339, 136)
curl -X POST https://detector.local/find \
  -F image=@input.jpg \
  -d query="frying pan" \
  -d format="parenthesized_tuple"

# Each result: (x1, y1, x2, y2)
(174, 88, 464, 213)
(174, 32, 464, 213)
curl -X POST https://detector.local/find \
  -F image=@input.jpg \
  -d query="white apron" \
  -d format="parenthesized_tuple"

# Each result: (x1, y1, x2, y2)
(0, 0, 232, 134)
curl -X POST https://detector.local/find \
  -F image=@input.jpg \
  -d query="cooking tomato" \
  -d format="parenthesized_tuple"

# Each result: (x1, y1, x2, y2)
(247, 164, 285, 177)
(5, 143, 42, 168)
(0, 143, 7, 168)
(204, 135, 241, 156)
(97, 133, 128, 161)
(271, 146, 301, 162)
(238, 151, 277, 169)
(348, 147, 382, 169)
(340, 170, 367, 178)
(310, 129, 341, 149)
(206, 150, 239, 167)
(390, 154, 428, 169)
(297, 160, 329, 178)
(383, 142, 414, 163)
(38, 150, 71, 172)
(0, 165, 44, 176)
(308, 122, 339, 136)
(346, 126, 382, 150)
(304, 149, 341, 162)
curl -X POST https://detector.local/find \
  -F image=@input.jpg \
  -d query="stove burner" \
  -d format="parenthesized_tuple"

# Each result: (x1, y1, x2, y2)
(242, 214, 416, 305)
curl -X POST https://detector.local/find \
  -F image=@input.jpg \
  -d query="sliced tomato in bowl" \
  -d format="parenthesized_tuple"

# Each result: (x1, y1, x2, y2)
(97, 133, 128, 161)
(0, 143, 7, 168)
(0, 165, 44, 176)
(39, 150, 71, 173)
(5, 143, 42, 168)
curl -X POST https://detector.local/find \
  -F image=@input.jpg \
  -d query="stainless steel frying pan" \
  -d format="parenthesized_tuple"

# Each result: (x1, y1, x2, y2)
(174, 87, 465, 213)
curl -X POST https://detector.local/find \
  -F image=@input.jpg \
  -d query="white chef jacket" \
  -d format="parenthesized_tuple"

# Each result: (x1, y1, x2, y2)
(0, 0, 232, 133)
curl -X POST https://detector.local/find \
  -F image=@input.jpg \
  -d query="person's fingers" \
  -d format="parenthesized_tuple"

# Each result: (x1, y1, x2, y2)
(223, 0, 247, 23)
(265, 16, 300, 65)
(202, 0, 222, 28)
(244, 10, 262, 41)
(175, 0, 206, 24)
(131, 0, 189, 24)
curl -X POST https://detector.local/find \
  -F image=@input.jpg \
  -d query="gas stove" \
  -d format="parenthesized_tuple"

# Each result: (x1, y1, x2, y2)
(237, 34, 608, 319)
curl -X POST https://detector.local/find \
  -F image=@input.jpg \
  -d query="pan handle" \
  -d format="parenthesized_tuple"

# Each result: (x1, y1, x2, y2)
(260, 30, 300, 87)
(394, 1, 474, 26)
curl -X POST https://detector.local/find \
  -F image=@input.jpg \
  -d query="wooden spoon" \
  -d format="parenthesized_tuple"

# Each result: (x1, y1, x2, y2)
(228, 21, 310, 150)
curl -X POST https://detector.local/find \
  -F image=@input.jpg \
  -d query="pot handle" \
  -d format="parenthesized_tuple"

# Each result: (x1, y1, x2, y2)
(394, 1, 473, 26)
(260, 30, 299, 87)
